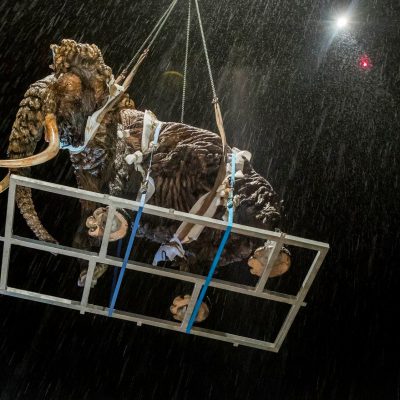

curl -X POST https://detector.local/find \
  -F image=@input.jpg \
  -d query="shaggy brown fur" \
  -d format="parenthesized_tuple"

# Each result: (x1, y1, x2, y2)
(4, 39, 283, 279)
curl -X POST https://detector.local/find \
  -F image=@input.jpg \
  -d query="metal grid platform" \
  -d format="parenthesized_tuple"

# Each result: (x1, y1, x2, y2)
(0, 175, 329, 352)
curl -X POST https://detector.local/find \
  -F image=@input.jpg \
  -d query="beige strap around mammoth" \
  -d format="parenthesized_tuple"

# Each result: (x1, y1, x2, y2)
(174, 101, 228, 243)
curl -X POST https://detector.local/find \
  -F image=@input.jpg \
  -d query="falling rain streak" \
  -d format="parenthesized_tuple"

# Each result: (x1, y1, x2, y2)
(0, 0, 399, 399)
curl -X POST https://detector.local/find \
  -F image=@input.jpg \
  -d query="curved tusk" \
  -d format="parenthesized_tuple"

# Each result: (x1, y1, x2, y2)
(0, 113, 59, 168)
(0, 171, 10, 193)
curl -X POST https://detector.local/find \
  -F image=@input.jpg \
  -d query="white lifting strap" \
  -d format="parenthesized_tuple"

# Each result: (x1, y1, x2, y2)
(125, 110, 162, 203)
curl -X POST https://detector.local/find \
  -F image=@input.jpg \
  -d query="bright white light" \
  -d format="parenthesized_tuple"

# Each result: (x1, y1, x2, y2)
(336, 15, 349, 29)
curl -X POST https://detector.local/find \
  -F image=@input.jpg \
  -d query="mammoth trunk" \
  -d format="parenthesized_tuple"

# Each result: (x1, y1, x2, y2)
(7, 76, 58, 243)
(15, 186, 57, 243)
(56, 68, 99, 150)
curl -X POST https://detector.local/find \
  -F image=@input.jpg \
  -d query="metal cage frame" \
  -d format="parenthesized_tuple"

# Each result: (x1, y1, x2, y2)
(0, 175, 329, 352)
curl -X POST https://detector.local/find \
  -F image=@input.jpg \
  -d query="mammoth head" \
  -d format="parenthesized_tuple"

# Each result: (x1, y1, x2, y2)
(0, 40, 118, 243)
(0, 39, 114, 172)
(51, 39, 114, 150)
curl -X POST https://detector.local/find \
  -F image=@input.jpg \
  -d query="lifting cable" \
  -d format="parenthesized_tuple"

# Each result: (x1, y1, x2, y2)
(194, 0, 227, 156)
(175, 0, 229, 242)
(117, 0, 179, 83)
(82, 0, 178, 153)
(180, 0, 227, 155)
(181, 0, 191, 123)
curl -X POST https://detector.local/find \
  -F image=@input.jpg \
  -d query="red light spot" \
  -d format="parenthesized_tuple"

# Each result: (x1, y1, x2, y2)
(359, 55, 372, 70)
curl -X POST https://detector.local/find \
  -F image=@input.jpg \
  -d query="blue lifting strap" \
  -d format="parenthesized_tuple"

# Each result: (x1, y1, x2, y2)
(108, 122, 162, 317)
(108, 192, 146, 316)
(186, 152, 236, 333)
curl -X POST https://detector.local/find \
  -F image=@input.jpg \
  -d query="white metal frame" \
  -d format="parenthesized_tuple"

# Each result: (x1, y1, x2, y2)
(0, 175, 329, 352)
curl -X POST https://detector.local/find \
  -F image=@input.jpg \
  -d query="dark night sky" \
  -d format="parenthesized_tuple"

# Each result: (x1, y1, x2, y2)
(0, 0, 399, 399)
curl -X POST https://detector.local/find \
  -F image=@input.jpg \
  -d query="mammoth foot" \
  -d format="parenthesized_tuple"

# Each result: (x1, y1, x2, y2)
(78, 263, 109, 288)
(248, 244, 291, 278)
(170, 295, 210, 323)
(86, 207, 128, 242)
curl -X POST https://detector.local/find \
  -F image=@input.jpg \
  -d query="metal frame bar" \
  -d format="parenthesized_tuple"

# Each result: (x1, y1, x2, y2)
(180, 283, 202, 332)
(0, 178, 16, 290)
(273, 250, 327, 351)
(255, 233, 285, 292)
(80, 259, 95, 314)
(0, 175, 329, 352)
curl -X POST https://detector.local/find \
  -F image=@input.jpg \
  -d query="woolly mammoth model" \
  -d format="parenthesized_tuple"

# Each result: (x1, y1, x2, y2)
(0, 40, 290, 322)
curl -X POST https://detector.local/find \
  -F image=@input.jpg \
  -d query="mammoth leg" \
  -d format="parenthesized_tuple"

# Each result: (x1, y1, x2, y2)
(74, 205, 110, 288)
(170, 294, 210, 323)
(74, 209, 95, 286)
(163, 248, 212, 323)
(73, 171, 111, 287)
(232, 166, 292, 278)
(78, 206, 130, 287)
(86, 207, 129, 242)
(73, 203, 112, 288)
(248, 245, 291, 278)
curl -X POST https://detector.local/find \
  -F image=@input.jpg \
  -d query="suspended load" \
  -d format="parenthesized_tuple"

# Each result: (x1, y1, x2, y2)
(0, 0, 329, 351)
